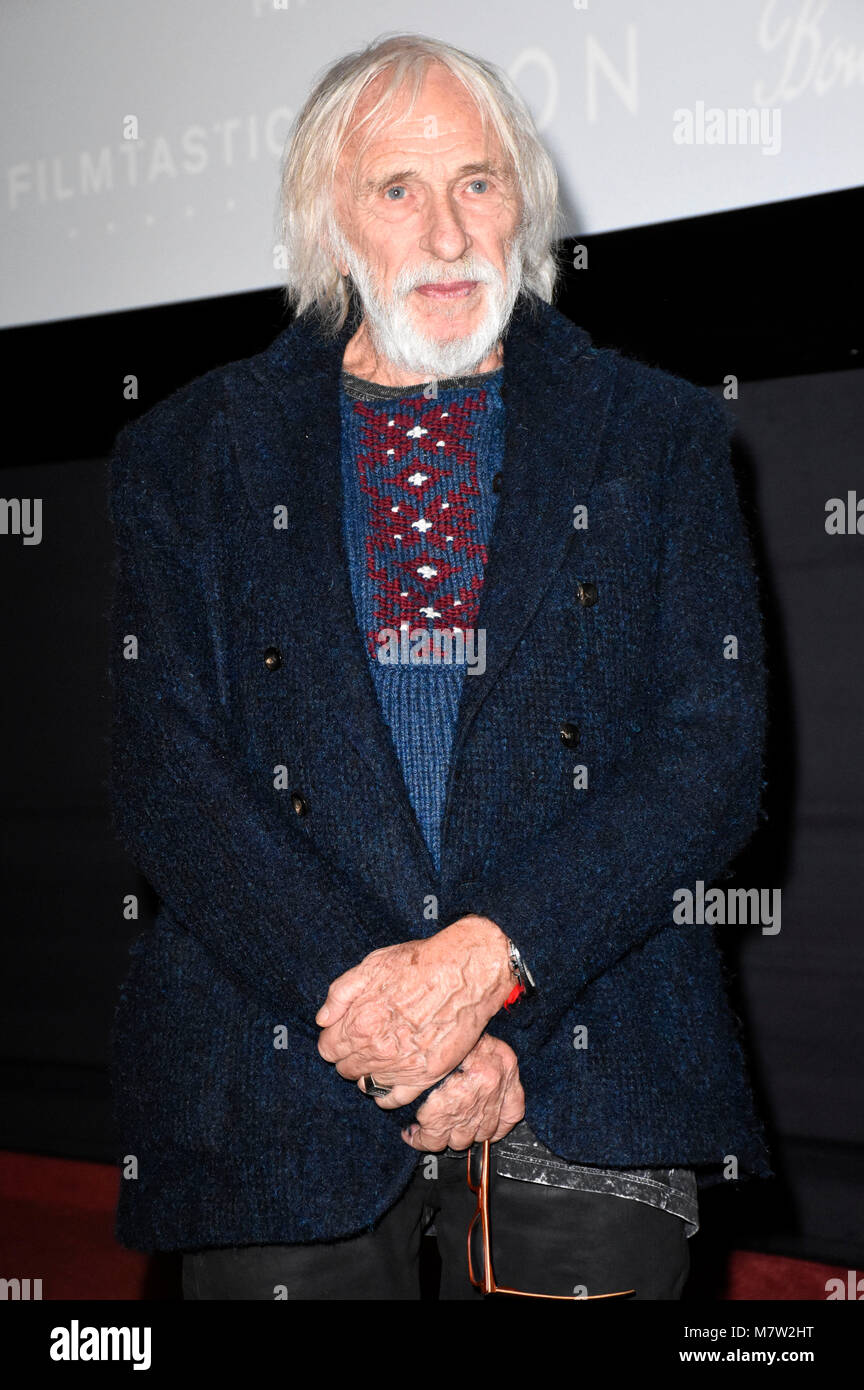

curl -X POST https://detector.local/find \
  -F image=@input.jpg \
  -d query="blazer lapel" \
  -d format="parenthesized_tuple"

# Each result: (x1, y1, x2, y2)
(446, 298, 619, 767)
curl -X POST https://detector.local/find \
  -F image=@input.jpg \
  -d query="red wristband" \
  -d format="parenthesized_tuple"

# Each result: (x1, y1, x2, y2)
(503, 981, 526, 1011)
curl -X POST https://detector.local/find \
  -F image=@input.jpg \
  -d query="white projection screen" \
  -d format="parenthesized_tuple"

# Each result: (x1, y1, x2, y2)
(2, 0, 863, 328)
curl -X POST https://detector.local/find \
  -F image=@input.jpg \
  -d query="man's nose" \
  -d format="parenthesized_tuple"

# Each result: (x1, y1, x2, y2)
(418, 189, 472, 263)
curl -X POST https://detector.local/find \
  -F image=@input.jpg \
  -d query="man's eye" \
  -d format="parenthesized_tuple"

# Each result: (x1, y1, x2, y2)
(468, 179, 489, 194)
(385, 186, 407, 200)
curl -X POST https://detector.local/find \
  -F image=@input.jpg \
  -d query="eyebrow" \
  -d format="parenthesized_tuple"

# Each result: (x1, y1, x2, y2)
(362, 161, 502, 193)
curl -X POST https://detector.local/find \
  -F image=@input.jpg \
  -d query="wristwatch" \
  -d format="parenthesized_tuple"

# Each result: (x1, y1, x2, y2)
(503, 937, 536, 1009)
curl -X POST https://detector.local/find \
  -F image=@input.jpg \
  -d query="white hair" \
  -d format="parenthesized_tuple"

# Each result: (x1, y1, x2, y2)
(276, 32, 565, 333)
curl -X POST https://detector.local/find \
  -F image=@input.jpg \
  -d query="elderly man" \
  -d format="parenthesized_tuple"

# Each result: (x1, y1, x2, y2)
(109, 34, 770, 1301)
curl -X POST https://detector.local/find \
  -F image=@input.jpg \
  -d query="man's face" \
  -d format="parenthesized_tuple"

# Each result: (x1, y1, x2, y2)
(331, 64, 524, 377)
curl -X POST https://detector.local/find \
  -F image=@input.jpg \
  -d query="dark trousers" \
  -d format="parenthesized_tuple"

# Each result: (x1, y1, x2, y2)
(182, 1151, 691, 1301)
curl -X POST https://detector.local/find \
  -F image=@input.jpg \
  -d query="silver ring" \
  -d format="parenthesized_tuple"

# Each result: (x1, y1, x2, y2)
(362, 1074, 392, 1098)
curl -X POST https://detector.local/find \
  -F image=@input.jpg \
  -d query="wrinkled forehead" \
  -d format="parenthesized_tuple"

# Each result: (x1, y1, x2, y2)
(336, 64, 511, 189)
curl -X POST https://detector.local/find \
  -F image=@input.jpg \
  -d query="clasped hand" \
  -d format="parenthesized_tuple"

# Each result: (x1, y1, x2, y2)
(315, 917, 524, 1145)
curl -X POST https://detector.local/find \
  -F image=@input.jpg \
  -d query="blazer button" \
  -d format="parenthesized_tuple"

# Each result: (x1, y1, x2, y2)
(492, 471, 503, 493)
(263, 646, 282, 671)
(290, 791, 309, 816)
(559, 721, 580, 748)
(576, 581, 598, 607)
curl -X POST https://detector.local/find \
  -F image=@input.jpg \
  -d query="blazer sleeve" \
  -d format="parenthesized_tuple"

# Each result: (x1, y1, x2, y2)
(108, 413, 400, 1027)
(471, 389, 768, 1054)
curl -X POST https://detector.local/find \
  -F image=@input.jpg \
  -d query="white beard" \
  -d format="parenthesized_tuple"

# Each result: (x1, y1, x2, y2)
(330, 223, 526, 379)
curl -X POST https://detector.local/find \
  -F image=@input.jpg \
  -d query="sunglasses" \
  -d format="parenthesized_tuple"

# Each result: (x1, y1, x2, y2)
(467, 1138, 636, 1300)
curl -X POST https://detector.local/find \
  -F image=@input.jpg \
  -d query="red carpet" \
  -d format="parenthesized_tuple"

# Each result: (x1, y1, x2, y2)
(0, 1151, 850, 1301)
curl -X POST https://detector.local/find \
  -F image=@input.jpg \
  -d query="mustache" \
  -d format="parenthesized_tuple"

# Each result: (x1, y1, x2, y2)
(393, 262, 498, 293)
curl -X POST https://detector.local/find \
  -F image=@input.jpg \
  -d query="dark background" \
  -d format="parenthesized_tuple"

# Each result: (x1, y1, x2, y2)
(1, 184, 862, 1271)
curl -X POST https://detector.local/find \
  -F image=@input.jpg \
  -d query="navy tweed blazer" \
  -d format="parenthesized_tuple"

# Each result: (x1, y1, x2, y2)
(107, 292, 771, 1252)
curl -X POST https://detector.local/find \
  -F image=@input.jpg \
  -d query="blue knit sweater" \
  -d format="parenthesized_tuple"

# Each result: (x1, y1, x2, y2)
(107, 293, 772, 1252)
(339, 369, 504, 870)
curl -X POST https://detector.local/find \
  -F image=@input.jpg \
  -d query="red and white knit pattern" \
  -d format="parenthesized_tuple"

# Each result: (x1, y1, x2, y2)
(350, 391, 493, 659)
